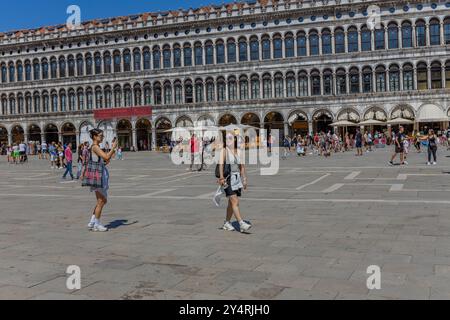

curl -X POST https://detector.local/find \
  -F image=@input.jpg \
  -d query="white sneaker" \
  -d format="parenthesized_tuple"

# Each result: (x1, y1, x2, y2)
(239, 221, 252, 233)
(427, 162, 431, 166)
(92, 224, 108, 232)
(222, 221, 235, 231)
(433, 162, 437, 165)
(88, 221, 95, 229)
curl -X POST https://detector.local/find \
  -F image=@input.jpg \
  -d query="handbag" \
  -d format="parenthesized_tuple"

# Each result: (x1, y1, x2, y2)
(81, 149, 104, 188)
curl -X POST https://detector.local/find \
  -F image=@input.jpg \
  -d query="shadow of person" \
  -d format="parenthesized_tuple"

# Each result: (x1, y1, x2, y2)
(105, 220, 139, 230)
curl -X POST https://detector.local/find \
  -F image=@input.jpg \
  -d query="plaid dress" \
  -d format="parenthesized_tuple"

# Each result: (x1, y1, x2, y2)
(90, 152, 110, 199)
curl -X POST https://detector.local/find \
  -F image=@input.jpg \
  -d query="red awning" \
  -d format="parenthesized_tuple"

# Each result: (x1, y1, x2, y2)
(94, 106, 152, 120)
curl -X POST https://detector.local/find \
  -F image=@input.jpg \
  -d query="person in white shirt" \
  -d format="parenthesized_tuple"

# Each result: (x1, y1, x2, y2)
(19, 142, 26, 163)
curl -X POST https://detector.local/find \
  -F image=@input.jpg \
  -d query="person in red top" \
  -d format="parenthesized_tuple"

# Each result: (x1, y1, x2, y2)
(189, 134, 199, 171)
(62, 143, 74, 180)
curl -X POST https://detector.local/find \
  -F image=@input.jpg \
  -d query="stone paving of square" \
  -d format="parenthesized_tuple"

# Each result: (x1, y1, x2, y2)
(1, 146, 450, 300)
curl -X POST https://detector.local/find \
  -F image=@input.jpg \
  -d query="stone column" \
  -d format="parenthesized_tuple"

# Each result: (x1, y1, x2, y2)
(308, 120, 313, 135)
(427, 66, 432, 90)
(440, 22, 445, 46)
(399, 68, 404, 91)
(41, 133, 46, 144)
(8, 133, 12, 145)
(284, 121, 289, 138)
(425, 23, 430, 47)
(442, 65, 446, 89)
(413, 67, 418, 90)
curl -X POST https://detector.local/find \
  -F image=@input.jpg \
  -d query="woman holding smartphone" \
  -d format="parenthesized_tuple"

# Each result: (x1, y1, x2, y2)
(87, 129, 118, 232)
(218, 133, 252, 233)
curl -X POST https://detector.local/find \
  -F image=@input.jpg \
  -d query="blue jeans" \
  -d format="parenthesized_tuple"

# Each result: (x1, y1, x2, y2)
(63, 161, 74, 179)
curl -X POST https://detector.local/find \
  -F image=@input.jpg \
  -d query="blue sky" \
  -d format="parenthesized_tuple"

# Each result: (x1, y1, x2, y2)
(0, 0, 229, 32)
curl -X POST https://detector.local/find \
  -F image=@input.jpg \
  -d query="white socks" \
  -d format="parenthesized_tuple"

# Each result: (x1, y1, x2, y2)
(90, 215, 100, 225)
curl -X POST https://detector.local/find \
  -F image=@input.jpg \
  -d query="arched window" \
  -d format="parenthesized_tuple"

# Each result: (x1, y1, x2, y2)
(183, 44, 192, 66)
(143, 47, 151, 69)
(164, 81, 172, 104)
(206, 79, 215, 102)
(239, 38, 248, 62)
(429, 18, 441, 46)
(362, 67, 373, 92)
(104, 52, 111, 73)
(143, 83, 151, 105)
(113, 86, 122, 107)
(375, 66, 386, 92)
(153, 46, 161, 69)
(32, 60, 40, 80)
(24, 61, 31, 81)
(309, 31, 319, 55)
(133, 49, 141, 71)
(173, 44, 181, 67)
(349, 67, 360, 93)
(249, 37, 259, 61)
(60, 90, 67, 111)
(402, 21, 413, 48)
(76, 55, 83, 76)
(297, 31, 307, 56)
(77, 89, 85, 110)
(153, 82, 162, 104)
(389, 64, 400, 91)
(9, 95, 16, 114)
(431, 61, 442, 89)
(446, 61, 450, 88)
(273, 34, 283, 59)
(195, 79, 203, 102)
(336, 68, 347, 95)
(17, 62, 23, 82)
(133, 84, 142, 106)
(445, 17, 450, 45)
(323, 69, 333, 95)
(417, 62, 428, 90)
(228, 77, 237, 100)
(239, 76, 249, 100)
(0, 96, 6, 115)
(205, 41, 214, 65)
(51, 91, 58, 112)
(416, 20, 426, 47)
(347, 26, 359, 52)
(69, 90, 76, 111)
(68, 56, 75, 77)
(311, 70, 321, 95)
(334, 28, 345, 53)
(123, 85, 132, 106)
(283, 33, 294, 57)
(122, 50, 131, 72)
(375, 24, 385, 50)
(163, 45, 171, 68)
(403, 63, 414, 90)
(185, 80, 193, 103)
(274, 73, 284, 97)
(43, 92, 50, 112)
(388, 22, 399, 49)
(286, 72, 296, 97)
(298, 71, 308, 96)
(104, 86, 112, 108)
(262, 35, 271, 59)
(173, 81, 183, 104)
(94, 53, 102, 74)
(34, 93, 40, 113)
(59, 57, 66, 78)
(25, 94, 31, 113)
(217, 78, 226, 101)
(262, 74, 272, 98)
(1, 64, 6, 83)
(95, 87, 103, 109)
(194, 42, 203, 66)
(42, 59, 49, 79)
(227, 39, 236, 62)
(17, 94, 23, 114)
(85, 54, 93, 75)
(321, 29, 332, 54)
(86, 88, 93, 110)
(50, 58, 57, 79)
(361, 25, 372, 51)
(216, 40, 225, 64)
(251, 75, 260, 99)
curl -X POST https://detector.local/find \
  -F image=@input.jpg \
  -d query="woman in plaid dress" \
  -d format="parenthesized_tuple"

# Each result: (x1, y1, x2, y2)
(87, 129, 118, 232)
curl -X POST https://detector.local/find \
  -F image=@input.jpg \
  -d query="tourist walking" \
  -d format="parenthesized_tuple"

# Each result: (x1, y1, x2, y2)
(62, 143, 74, 180)
(217, 133, 252, 233)
(420, 129, 438, 165)
(389, 126, 405, 166)
(83, 129, 118, 232)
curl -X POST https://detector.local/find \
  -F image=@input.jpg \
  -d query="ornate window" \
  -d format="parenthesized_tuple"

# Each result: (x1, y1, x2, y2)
(69, 90, 76, 111)
(104, 87, 112, 108)
(431, 61, 442, 88)
(173, 44, 182, 67)
(323, 69, 333, 95)
(153, 46, 161, 69)
(183, 44, 192, 66)
(251, 75, 260, 99)
(297, 32, 307, 56)
(164, 81, 172, 104)
(94, 53, 102, 74)
(388, 23, 399, 49)
(309, 31, 319, 55)
(76, 55, 83, 76)
(17, 62, 23, 82)
(1, 64, 7, 83)
(43, 92, 50, 112)
(389, 64, 400, 91)
(134, 85, 142, 106)
(51, 92, 58, 112)
(375, 25, 385, 50)
(206, 79, 215, 102)
(123, 85, 132, 106)
(113, 86, 121, 107)
(375, 66, 386, 92)
(68, 56, 75, 77)
(60, 91, 67, 111)
(403, 64, 414, 90)
(50, 58, 57, 79)
(416, 20, 426, 47)
(239, 38, 248, 62)
(336, 69, 347, 95)
(85, 54, 93, 75)
(417, 62, 428, 90)
(274, 73, 284, 97)
(95, 88, 103, 109)
(402, 21, 413, 48)
(298, 71, 308, 96)
(86, 88, 93, 110)
(334, 28, 345, 53)
(25, 62, 32, 81)
(195, 79, 203, 102)
(144, 83, 151, 105)
(262, 35, 271, 59)
(104, 52, 111, 73)
(361, 25, 372, 51)
(349, 67, 360, 93)
(262, 74, 272, 98)
(134, 49, 141, 71)
(205, 41, 214, 65)
(286, 72, 296, 97)
(321, 30, 332, 54)
(446, 61, 450, 88)
(227, 39, 236, 62)
(34, 94, 40, 113)
(239, 76, 249, 100)
(174, 81, 182, 104)
(311, 70, 321, 95)
(228, 77, 237, 101)
(77, 89, 85, 110)
(216, 40, 225, 64)
(445, 18, 450, 45)
(194, 42, 203, 66)
(347, 26, 359, 52)
(429, 19, 441, 45)
(363, 67, 372, 92)
(123, 50, 131, 72)
(273, 34, 283, 58)
(163, 45, 171, 68)
(185, 80, 193, 103)
(217, 78, 226, 101)
(153, 83, 162, 105)
(143, 48, 151, 70)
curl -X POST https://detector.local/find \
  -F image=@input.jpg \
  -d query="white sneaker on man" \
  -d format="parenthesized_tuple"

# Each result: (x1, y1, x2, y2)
(92, 224, 108, 232)
(239, 221, 252, 233)
(427, 162, 431, 166)
(222, 221, 235, 231)
(433, 162, 437, 165)
(88, 221, 95, 229)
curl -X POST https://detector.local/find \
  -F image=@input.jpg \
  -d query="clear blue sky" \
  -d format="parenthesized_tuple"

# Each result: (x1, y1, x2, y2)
(0, 0, 229, 32)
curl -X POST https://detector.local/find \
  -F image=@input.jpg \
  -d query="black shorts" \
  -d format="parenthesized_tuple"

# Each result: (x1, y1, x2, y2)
(224, 186, 242, 198)
(20, 151, 25, 156)
(395, 146, 404, 153)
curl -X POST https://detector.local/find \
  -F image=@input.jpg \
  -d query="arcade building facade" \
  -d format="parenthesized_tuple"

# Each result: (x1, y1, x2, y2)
(0, 0, 449, 150)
